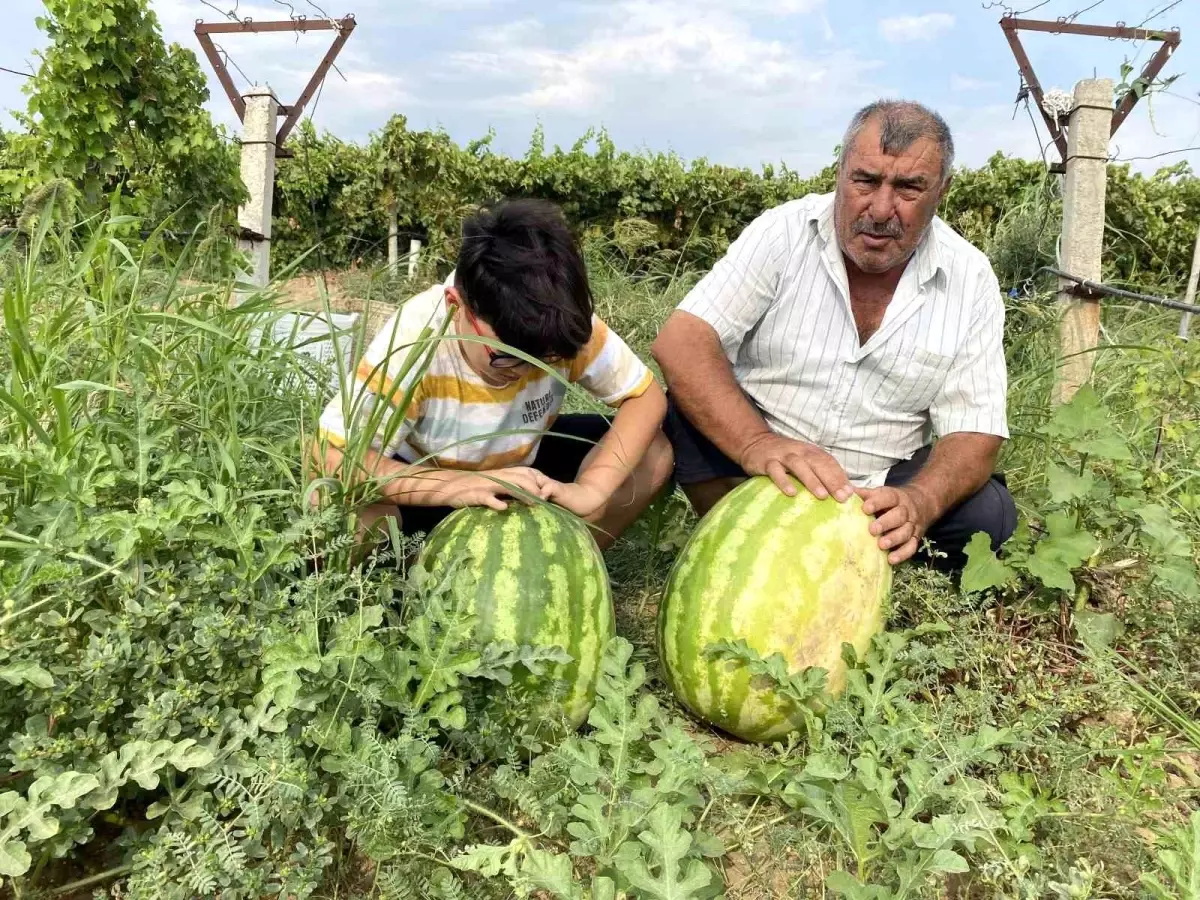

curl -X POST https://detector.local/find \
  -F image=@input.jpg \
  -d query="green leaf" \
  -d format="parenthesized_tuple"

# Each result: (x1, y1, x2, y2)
(30, 771, 99, 809)
(1041, 384, 1105, 440)
(1071, 434, 1133, 461)
(1134, 504, 1193, 558)
(520, 848, 582, 897)
(449, 841, 518, 878)
(1074, 609, 1124, 651)
(0, 662, 54, 689)
(166, 740, 214, 773)
(0, 840, 31, 878)
(1157, 559, 1200, 600)
(1026, 513, 1097, 593)
(960, 532, 1016, 594)
(1046, 465, 1095, 504)
(928, 848, 970, 874)
(616, 805, 712, 900)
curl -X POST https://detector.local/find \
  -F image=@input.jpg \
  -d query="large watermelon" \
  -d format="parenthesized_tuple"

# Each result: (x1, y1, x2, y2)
(657, 476, 892, 742)
(416, 502, 614, 728)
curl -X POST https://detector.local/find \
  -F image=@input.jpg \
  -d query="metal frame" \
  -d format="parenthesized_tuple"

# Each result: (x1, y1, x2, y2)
(194, 15, 356, 156)
(999, 15, 1181, 167)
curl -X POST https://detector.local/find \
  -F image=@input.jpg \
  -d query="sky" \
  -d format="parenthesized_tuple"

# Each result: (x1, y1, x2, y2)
(0, 0, 1198, 177)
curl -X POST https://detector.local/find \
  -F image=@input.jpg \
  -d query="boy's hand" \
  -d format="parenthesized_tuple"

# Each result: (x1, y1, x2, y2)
(441, 467, 557, 511)
(548, 480, 610, 519)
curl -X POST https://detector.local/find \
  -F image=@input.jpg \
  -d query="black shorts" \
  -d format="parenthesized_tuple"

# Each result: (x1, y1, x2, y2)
(392, 412, 612, 537)
(662, 396, 747, 485)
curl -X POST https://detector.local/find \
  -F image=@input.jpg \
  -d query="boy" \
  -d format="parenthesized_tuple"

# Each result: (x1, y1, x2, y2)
(315, 198, 673, 550)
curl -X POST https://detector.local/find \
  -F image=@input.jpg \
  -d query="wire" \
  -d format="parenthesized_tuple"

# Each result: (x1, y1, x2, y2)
(1134, 0, 1182, 29)
(0, 65, 33, 78)
(1162, 90, 1200, 109)
(198, 0, 241, 23)
(213, 43, 253, 88)
(1111, 145, 1200, 162)
(1064, 0, 1107, 23)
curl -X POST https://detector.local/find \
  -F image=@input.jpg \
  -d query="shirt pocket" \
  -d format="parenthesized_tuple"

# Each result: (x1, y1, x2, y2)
(868, 345, 955, 415)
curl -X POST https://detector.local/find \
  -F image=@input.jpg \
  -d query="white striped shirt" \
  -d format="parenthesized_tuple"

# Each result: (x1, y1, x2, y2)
(678, 192, 1009, 488)
(318, 273, 653, 470)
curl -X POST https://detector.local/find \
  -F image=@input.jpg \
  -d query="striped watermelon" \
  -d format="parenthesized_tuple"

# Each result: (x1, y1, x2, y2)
(417, 503, 614, 728)
(657, 476, 892, 742)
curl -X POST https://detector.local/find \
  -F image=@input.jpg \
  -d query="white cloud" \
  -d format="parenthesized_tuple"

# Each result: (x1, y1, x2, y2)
(448, 0, 873, 114)
(878, 13, 954, 44)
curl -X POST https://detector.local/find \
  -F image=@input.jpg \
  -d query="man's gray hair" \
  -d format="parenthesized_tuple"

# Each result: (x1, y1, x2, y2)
(838, 100, 956, 184)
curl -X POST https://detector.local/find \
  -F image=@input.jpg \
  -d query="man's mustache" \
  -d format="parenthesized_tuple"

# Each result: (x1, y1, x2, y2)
(853, 218, 903, 239)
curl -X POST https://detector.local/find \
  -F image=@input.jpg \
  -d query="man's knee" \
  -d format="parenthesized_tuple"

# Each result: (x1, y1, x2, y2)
(923, 477, 1016, 571)
(964, 478, 1017, 550)
(682, 477, 746, 518)
(645, 431, 676, 495)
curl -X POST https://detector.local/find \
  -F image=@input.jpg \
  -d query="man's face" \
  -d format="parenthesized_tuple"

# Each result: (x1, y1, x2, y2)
(834, 119, 946, 275)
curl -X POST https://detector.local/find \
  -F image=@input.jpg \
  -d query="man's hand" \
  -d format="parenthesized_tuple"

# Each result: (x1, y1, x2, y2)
(856, 484, 936, 565)
(739, 433, 854, 502)
(438, 467, 557, 511)
(547, 480, 611, 520)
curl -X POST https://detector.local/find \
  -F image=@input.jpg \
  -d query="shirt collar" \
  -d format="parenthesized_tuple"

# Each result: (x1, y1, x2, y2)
(810, 192, 943, 288)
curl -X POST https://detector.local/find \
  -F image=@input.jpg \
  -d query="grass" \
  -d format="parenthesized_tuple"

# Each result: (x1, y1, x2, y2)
(3, 214, 1200, 898)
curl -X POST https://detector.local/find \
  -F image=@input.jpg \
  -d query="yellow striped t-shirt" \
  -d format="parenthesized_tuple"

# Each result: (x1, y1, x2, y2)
(317, 274, 655, 470)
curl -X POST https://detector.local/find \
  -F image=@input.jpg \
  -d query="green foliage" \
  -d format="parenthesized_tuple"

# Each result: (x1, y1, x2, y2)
(268, 120, 1200, 299)
(1141, 810, 1200, 899)
(1, 0, 242, 234)
(962, 384, 1199, 651)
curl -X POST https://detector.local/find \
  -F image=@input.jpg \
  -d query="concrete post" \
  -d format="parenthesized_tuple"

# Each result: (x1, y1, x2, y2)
(1054, 78, 1113, 404)
(408, 238, 422, 278)
(236, 86, 279, 296)
(387, 198, 399, 276)
(1177, 223, 1200, 341)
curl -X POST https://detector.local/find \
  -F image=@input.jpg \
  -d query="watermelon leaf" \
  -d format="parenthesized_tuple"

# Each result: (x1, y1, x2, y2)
(476, 641, 574, 684)
(704, 639, 832, 715)
(614, 804, 713, 899)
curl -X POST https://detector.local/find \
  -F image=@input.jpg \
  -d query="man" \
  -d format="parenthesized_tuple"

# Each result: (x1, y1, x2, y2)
(651, 100, 1015, 571)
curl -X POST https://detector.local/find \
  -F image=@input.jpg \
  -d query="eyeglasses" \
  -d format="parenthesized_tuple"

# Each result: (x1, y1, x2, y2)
(461, 305, 528, 369)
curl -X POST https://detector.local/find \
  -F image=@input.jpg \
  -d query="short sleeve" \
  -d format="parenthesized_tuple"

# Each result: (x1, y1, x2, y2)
(568, 317, 654, 407)
(677, 205, 789, 359)
(930, 273, 1009, 439)
(317, 308, 432, 456)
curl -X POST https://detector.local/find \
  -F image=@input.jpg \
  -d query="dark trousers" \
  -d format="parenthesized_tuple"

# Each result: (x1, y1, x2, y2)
(883, 444, 1016, 571)
(663, 398, 1016, 573)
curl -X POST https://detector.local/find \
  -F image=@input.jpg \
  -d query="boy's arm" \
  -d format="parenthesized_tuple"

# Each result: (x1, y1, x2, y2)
(547, 379, 667, 517)
(312, 441, 556, 511)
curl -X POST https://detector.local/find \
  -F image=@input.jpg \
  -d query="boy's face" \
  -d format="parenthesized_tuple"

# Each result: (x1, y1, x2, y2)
(444, 287, 530, 387)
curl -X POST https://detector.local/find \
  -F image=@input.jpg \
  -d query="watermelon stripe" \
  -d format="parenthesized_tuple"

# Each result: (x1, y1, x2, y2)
(419, 502, 613, 729)
(658, 476, 891, 743)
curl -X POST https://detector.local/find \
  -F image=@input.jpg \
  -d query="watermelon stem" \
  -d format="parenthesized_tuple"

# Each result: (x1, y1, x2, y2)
(460, 797, 532, 840)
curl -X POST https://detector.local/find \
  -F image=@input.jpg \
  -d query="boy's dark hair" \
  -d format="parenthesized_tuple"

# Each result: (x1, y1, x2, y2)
(456, 198, 593, 361)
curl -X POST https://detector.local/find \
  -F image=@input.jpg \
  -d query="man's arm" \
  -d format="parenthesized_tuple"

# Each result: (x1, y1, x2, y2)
(651, 311, 853, 502)
(857, 433, 1002, 565)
